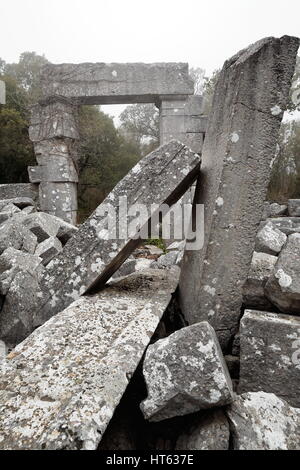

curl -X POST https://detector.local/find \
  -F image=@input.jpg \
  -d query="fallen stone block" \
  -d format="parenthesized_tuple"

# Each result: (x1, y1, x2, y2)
(0, 203, 21, 215)
(0, 183, 38, 203)
(140, 322, 234, 422)
(255, 221, 287, 255)
(179, 35, 299, 350)
(265, 217, 300, 235)
(239, 310, 300, 407)
(22, 212, 61, 242)
(0, 247, 42, 295)
(35, 237, 63, 266)
(166, 240, 185, 251)
(0, 197, 35, 211)
(0, 217, 26, 255)
(0, 268, 179, 450)
(226, 392, 300, 450)
(175, 410, 230, 450)
(288, 199, 300, 217)
(262, 202, 287, 219)
(265, 233, 300, 313)
(0, 268, 45, 347)
(34, 141, 200, 326)
(0, 213, 10, 225)
(151, 251, 179, 269)
(144, 245, 164, 256)
(243, 251, 277, 308)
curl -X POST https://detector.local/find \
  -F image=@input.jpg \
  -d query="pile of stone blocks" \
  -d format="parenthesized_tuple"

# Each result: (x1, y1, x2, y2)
(0, 36, 300, 451)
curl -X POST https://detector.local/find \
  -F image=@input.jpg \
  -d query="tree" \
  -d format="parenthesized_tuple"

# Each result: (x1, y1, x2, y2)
(189, 67, 206, 95)
(119, 103, 159, 155)
(77, 105, 141, 221)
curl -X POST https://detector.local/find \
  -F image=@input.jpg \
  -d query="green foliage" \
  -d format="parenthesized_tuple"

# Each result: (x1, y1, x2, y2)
(77, 106, 141, 221)
(119, 103, 159, 156)
(145, 238, 166, 252)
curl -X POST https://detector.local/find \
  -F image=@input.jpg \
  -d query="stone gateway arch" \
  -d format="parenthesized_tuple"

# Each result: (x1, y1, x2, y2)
(29, 63, 207, 223)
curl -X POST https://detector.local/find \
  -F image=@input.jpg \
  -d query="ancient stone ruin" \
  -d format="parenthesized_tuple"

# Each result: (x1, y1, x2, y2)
(0, 35, 300, 450)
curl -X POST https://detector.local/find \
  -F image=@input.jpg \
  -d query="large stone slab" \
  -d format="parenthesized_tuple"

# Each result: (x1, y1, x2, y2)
(0, 184, 38, 203)
(265, 233, 300, 313)
(0, 268, 179, 450)
(239, 310, 300, 407)
(179, 35, 299, 350)
(288, 199, 300, 217)
(40, 63, 194, 105)
(226, 392, 300, 450)
(140, 322, 234, 422)
(34, 140, 200, 325)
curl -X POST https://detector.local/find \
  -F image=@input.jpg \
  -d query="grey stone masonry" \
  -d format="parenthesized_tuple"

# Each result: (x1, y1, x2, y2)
(140, 322, 234, 422)
(7, 141, 200, 343)
(40, 63, 194, 105)
(0, 184, 38, 203)
(239, 310, 300, 407)
(288, 199, 300, 217)
(29, 98, 79, 224)
(226, 392, 300, 450)
(179, 35, 299, 350)
(0, 268, 179, 450)
(159, 95, 207, 154)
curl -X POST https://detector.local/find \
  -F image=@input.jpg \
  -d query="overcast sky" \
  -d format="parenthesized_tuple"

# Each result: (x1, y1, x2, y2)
(0, 0, 299, 119)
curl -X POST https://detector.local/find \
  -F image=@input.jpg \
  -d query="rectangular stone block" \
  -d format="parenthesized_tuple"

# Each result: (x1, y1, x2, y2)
(0, 268, 179, 450)
(29, 100, 79, 142)
(41, 63, 194, 104)
(36, 140, 200, 324)
(179, 35, 300, 350)
(239, 310, 300, 407)
(39, 182, 78, 212)
(28, 159, 78, 183)
(0, 184, 38, 203)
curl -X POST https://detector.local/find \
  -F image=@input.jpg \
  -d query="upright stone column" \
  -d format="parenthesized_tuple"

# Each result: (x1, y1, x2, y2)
(179, 35, 300, 350)
(159, 95, 206, 154)
(29, 98, 79, 224)
(159, 95, 207, 243)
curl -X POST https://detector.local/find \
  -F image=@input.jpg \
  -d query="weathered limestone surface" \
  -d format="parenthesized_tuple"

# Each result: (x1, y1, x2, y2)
(159, 96, 207, 154)
(175, 410, 230, 450)
(255, 221, 287, 255)
(31, 141, 200, 327)
(179, 35, 299, 349)
(265, 233, 300, 313)
(35, 236, 62, 266)
(140, 322, 234, 422)
(226, 392, 300, 450)
(40, 63, 194, 104)
(239, 310, 300, 407)
(0, 184, 38, 203)
(0, 248, 42, 295)
(0, 268, 179, 450)
(264, 217, 300, 235)
(288, 199, 300, 217)
(243, 252, 277, 308)
(0, 198, 35, 210)
(262, 202, 287, 219)
(29, 100, 79, 224)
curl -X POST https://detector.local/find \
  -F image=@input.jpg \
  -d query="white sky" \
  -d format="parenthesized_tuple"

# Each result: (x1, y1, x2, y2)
(0, 0, 299, 120)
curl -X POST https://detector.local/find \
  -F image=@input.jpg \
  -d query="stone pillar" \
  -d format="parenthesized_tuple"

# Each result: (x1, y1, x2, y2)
(179, 35, 300, 351)
(28, 98, 79, 224)
(159, 95, 207, 244)
(159, 95, 207, 154)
